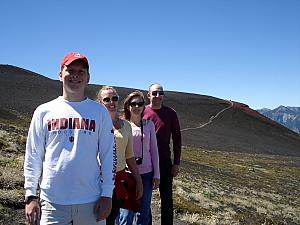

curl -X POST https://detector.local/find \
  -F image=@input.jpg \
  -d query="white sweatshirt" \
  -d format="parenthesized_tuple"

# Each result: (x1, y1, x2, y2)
(24, 97, 116, 205)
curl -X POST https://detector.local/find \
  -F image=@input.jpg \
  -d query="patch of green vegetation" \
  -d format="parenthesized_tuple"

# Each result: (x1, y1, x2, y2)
(173, 193, 211, 216)
(16, 134, 27, 147)
(0, 189, 24, 208)
(0, 172, 24, 190)
(232, 211, 278, 225)
(0, 139, 9, 150)
(0, 119, 29, 130)
(0, 204, 25, 225)
(0, 122, 27, 155)
(0, 156, 21, 167)
(175, 147, 300, 224)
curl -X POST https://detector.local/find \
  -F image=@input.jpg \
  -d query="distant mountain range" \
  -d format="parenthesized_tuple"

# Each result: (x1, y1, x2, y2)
(257, 106, 300, 134)
(1, 64, 299, 156)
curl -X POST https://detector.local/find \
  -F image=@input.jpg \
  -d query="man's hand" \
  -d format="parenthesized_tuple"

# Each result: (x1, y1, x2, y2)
(94, 196, 112, 222)
(25, 200, 40, 225)
(171, 164, 180, 177)
(152, 178, 160, 189)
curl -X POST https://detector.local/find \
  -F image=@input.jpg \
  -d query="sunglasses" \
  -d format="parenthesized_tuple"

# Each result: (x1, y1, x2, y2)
(151, 91, 164, 96)
(102, 96, 119, 103)
(130, 101, 144, 107)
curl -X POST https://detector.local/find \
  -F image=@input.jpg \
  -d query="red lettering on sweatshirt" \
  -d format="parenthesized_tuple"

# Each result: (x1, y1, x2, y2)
(81, 119, 89, 130)
(52, 119, 59, 130)
(47, 118, 96, 132)
(69, 118, 73, 129)
(89, 120, 95, 132)
(60, 118, 68, 129)
(73, 118, 81, 129)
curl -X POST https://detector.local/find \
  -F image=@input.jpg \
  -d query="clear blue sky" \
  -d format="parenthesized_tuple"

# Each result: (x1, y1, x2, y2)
(1, 0, 299, 109)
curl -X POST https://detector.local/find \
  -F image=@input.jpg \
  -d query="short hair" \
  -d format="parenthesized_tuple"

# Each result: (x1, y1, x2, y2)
(148, 83, 163, 92)
(123, 91, 145, 120)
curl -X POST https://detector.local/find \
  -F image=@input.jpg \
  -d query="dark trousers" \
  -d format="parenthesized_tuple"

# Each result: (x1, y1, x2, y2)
(149, 159, 173, 225)
(159, 159, 173, 225)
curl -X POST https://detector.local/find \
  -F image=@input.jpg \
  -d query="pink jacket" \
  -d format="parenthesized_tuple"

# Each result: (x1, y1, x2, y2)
(131, 120, 160, 179)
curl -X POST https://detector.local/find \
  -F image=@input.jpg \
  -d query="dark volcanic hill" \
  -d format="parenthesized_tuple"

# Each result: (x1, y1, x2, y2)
(1, 64, 300, 156)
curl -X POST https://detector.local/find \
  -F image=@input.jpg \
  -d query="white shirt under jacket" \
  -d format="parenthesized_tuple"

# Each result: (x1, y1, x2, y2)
(24, 96, 116, 205)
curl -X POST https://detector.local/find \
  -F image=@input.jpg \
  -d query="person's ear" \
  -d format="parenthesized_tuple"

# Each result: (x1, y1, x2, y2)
(147, 92, 151, 99)
(87, 72, 90, 83)
(59, 71, 63, 82)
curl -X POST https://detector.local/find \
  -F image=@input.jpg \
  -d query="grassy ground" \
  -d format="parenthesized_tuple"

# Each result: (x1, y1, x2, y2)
(0, 121, 27, 224)
(171, 146, 300, 225)
(1, 120, 299, 225)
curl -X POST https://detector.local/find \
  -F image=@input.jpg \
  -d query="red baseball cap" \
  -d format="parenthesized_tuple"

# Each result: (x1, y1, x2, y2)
(60, 52, 89, 69)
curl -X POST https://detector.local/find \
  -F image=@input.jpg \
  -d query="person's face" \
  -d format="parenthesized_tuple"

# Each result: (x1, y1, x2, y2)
(129, 96, 145, 118)
(148, 84, 164, 106)
(99, 89, 119, 113)
(59, 60, 89, 94)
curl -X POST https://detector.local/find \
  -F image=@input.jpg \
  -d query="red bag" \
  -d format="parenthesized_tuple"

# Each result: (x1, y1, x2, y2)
(115, 170, 141, 212)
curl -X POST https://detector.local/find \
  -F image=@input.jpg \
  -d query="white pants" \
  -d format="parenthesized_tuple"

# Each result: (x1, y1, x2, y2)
(40, 199, 106, 225)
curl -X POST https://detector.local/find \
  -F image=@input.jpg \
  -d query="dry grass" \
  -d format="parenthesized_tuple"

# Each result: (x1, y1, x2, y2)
(172, 147, 300, 225)
(0, 123, 26, 224)
(1, 121, 300, 224)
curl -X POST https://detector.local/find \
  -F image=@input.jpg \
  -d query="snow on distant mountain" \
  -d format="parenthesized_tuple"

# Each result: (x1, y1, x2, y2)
(257, 106, 300, 134)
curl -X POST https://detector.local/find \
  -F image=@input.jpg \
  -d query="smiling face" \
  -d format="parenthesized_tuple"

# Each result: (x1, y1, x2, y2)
(99, 88, 119, 114)
(59, 60, 89, 99)
(129, 96, 145, 119)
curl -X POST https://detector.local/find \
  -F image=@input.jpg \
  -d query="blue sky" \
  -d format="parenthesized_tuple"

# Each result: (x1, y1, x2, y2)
(1, 0, 299, 109)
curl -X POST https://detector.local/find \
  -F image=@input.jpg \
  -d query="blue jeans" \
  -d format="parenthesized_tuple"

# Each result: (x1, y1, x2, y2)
(118, 171, 154, 225)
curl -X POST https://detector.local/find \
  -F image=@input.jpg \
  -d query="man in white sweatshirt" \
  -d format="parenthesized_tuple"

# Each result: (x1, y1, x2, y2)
(24, 52, 116, 225)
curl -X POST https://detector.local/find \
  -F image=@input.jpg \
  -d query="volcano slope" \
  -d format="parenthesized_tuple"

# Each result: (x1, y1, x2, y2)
(0, 65, 299, 224)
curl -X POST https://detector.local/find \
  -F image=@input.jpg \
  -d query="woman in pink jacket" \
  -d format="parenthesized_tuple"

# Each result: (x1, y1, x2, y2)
(119, 91, 160, 225)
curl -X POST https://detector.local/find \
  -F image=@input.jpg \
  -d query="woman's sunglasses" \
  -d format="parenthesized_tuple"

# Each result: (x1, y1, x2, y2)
(151, 91, 164, 96)
(130, 101, 144, 107)
(102, 96, 119, 103)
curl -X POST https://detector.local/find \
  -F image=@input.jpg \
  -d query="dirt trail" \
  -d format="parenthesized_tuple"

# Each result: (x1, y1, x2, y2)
(180, 100, 233, 132)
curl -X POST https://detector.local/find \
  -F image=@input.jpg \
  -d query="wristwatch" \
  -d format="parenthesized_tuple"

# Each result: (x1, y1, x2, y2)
(24, 195, 38, 204)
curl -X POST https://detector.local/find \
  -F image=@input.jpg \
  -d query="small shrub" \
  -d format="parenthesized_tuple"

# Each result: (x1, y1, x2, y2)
(0, 157, 20, 168)
(0, 139, 9, 150)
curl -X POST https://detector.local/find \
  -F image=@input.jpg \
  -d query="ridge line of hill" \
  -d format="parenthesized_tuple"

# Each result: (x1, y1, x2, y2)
(1, 64, 300, 156)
